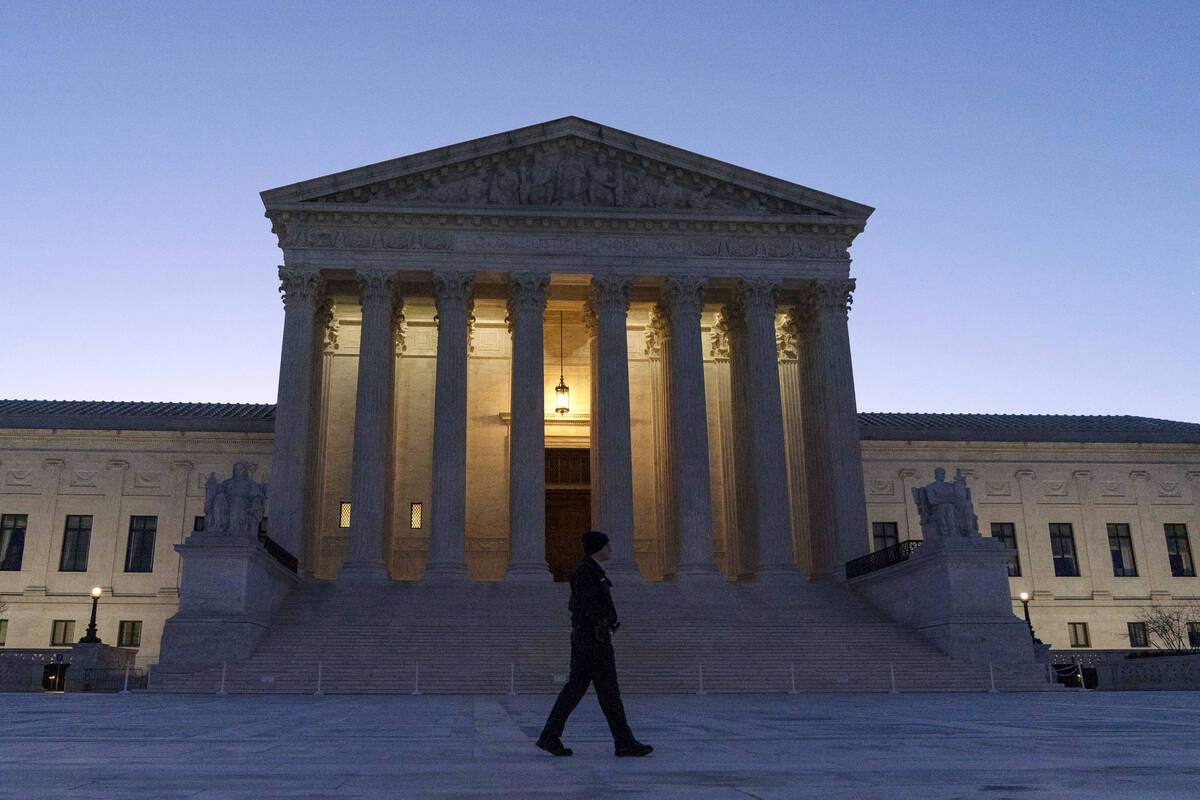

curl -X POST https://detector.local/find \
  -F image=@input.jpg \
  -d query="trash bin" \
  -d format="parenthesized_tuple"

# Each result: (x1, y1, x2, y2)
(42, 662, 69, 692)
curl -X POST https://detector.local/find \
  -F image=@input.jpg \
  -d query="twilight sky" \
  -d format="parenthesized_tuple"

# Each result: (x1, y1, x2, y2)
(2, 1, 1196, 421)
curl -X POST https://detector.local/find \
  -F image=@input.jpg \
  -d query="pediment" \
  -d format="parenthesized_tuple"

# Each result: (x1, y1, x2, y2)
(262, 117, 873, 221)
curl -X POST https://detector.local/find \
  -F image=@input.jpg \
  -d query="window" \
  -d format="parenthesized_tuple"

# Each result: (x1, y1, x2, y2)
(0, 618, 7, 646)
(410, 502, 423, 530)
(59, 515, 92, 572)
(1107, 523, 1137, 577)
(339, 502, 351, 528)
(50, 620, 75, 646)
(1188, 622, 1200, 649)
(0, 513, 27, 571)
(872, 522, 898, 551)
(1128, 621, 1149, 648)
(117, 620, 142, 648)
(990, 522, 1021, 577)
(1165, 524, 1195, 577)
(1068, 622, 1090, 648)
(258, 517, 268, 537)
(124, 516, 156, 573)
(1049, 523, 1080, 577)
(193, 516, 205, 532)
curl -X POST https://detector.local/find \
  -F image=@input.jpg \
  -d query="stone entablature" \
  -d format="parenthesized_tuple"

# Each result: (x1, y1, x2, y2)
(262, 118, 867, 277)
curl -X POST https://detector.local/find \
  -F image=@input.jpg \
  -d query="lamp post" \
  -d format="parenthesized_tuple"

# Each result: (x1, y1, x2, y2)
(80, 586, 102, 644)
(1019, 591, 1035, 643)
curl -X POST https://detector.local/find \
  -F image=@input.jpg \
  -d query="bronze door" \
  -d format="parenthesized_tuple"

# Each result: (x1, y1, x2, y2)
(544, 448, 590, 581)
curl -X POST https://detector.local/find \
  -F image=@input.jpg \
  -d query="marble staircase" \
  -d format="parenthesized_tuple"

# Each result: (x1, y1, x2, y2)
(150, 578, 1054, 694)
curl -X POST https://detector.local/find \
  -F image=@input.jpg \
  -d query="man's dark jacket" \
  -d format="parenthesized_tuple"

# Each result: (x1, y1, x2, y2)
(568, 557, 618, 634)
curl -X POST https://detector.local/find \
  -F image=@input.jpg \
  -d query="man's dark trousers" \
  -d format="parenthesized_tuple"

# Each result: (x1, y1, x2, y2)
(541, 628, 634, 745)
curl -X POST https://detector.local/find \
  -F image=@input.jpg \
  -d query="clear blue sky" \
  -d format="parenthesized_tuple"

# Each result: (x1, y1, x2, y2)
(2, 1, 1196, 421)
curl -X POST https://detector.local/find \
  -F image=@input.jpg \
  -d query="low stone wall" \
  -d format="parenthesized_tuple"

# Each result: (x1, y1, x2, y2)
(0, 649, 65, 692)
(1095, 653, 1200, 691)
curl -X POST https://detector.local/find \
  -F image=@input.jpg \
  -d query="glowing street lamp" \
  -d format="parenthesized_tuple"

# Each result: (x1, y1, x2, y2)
(1019, 591, 1035, 643)
(80, 586, 103, 644)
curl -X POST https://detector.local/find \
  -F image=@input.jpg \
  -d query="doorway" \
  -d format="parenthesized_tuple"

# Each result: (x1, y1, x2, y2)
(545, 448, 590, 581)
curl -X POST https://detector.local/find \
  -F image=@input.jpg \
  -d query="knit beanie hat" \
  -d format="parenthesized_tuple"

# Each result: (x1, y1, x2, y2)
(582, 530, 610, 556)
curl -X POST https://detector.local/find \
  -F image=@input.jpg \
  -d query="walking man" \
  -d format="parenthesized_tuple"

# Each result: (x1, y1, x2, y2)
(537, 530, 653, 757)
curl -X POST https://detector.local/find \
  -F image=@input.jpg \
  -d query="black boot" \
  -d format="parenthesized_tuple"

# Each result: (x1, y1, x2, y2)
(536, 736, 574, 757)
(614, 740, 653, 757)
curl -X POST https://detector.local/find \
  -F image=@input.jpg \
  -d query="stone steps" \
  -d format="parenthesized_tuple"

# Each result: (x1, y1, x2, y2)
(151, 578, 1054, 694)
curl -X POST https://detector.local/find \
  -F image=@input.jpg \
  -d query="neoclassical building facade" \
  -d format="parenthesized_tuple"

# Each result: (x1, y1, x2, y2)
(260, 117, 872, 588)
(0, 119, 1197, 672)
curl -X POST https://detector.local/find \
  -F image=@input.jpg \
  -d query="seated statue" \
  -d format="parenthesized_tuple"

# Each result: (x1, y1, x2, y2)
(912, 467, 980, 539)
(202, 463, 268, 540)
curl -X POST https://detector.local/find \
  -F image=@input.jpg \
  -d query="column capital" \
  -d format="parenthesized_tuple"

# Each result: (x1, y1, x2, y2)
(661, 275, 707, 317)
(776, 313, 799, 362)
(393, 308, 408, 356)
(814, 278, 856, 316)
(355, 270, 400, 306)
(504, 272, 550, 332)
(646, 303, 672, 354)
(278, 267, 324, 309)
(736, 277, 781, 317)
(589, 274, 633, 314)
(434, 270, 475, 313)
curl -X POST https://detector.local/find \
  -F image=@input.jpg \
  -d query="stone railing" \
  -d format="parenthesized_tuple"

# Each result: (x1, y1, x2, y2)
(845, 539, 922, 579)
(1095, 652, 1200, 691)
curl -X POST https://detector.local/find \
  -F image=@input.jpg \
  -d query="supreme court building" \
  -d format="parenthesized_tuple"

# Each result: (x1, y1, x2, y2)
(1, 119, 1197, 680)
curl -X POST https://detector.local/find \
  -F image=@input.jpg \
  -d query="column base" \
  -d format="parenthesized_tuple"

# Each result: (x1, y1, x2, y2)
(505, 563, 553, 582)
(752, 565, 805, 583)
(603, 560, 643, 580)
(422, 562, 471, 583)
(676, 562, 724, 581)
(339, 560, 390, 583)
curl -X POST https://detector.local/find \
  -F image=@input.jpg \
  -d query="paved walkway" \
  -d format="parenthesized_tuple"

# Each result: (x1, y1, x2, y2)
(1, 691, 1197, 798)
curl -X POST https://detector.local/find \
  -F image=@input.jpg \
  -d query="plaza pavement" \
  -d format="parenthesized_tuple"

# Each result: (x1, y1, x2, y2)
(0, 691, 1196, 799)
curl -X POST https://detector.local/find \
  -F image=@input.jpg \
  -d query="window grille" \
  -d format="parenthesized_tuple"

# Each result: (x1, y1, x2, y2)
(339, 502, 351, 529)
(410, 503, 423, 530)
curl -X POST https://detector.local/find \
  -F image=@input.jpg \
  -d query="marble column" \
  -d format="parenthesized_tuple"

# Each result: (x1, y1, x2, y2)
(587, 274, 640, 577)
(270, 267, 325, 567)
(505, 272, 551, 581)
(816, 280, 870, 570)
(709, 319, 741, 577)
(645, 308, 677, 576)
(662, 277, 720, 578)
(737, 279, 798, 577)
(790, 298, 838, 581)
(423, 271, 474, 582)
(341, 271, 400, 582)
(777, 315, 812, 578)
(717, 304, 757, 578)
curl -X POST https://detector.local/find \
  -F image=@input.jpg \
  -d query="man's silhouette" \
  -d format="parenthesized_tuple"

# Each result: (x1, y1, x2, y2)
(537, 530, 653, 757)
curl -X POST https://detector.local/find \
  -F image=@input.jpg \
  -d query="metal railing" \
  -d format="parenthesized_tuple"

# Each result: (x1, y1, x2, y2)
(81, 667, 148, 691)
(845, 539, 922, 580)
(258, 533, 298, 573)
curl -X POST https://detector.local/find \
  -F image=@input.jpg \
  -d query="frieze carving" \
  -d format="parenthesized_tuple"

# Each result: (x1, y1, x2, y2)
(306, 138, 833, 216)
(278, 267, 324, 308)
(278, 222, 849, 261)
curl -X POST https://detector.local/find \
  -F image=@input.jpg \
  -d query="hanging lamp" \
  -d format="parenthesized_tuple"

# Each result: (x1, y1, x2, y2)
(555, 310, 570, 414)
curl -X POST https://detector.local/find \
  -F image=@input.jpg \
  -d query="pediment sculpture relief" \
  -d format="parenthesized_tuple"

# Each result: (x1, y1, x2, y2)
(308, 139, 831, 216)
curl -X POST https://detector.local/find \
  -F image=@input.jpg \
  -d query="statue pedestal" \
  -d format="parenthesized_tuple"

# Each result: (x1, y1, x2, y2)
(850, 536, 1036, 666)
(156, 533, 300, 673)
